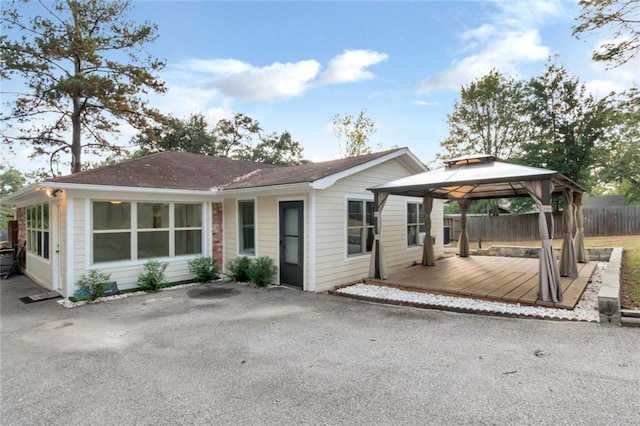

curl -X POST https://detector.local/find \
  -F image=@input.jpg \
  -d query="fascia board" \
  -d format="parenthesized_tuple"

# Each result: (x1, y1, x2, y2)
(44, 182, 214, 196)
(214, 182, 312, 196)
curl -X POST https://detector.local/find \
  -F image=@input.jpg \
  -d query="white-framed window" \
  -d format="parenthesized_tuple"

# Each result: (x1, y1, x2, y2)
(347, 199, 374, 256)
(26, 203, 50, 259)
(92, 201, 203, 264)
(238, 200, 255, 255)
(407, 202, 426, 247)
(175, 203, 203, 256)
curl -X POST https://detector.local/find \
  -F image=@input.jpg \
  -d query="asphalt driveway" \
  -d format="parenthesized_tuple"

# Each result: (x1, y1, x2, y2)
(1, 275, 639, 425)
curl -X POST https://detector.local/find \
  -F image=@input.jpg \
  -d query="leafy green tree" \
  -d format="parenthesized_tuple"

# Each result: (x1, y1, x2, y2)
(331, 109, 377, 157)
(0, 166, 25, 198)
(519, 60, 607, 189)
(131, 112, 306, 165)
(249, 131, 305, 165)
(1, 0, 167, 175)
(438, 69, 528, 161)
(212, 113, 261, 158)
(133, 113, 217, 155)
(573, 0, 640, 68)
(0, 166, 26, 229)
(595, 87, 640, 203)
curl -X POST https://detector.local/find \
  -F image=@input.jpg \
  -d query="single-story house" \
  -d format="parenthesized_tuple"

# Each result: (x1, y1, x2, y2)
(1, 148, 444, 297)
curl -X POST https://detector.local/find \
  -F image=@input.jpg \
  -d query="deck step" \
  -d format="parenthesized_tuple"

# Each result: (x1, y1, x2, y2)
(621, 309, 640, 318)
(621, 316, 640, 327)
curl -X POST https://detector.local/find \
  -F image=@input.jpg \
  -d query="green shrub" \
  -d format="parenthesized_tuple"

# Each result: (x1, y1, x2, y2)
(248, 256, 277, 287)
(75, 270, 111, 301)
(137, 259, 168, 292)
(226, 256, 252, 282)
(188, 256, 219, 282)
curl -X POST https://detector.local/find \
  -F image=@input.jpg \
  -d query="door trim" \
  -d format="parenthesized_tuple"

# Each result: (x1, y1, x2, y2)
(278, 200, 304, 288)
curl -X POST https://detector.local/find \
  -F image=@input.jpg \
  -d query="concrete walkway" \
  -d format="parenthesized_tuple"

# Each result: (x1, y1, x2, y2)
(1, 274, 639, 425)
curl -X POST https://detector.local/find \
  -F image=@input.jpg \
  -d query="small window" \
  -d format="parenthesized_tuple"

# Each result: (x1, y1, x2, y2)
(347, 200, 374, 256)
(175, 204, 202, 256)
(407, 202, 426, 246)
(238, 200, 255, 255)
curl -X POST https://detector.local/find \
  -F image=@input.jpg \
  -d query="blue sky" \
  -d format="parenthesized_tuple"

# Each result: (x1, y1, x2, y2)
(3, 0, 639, 173)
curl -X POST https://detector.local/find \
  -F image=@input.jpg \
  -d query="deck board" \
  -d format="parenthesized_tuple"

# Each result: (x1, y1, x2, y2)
(365, 256, 598, 310)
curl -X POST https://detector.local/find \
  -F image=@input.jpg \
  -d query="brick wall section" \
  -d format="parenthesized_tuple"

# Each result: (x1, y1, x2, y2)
(16, 207, 26, 269)
(212, 202, 223, 269)
(16, 207, 26, 249)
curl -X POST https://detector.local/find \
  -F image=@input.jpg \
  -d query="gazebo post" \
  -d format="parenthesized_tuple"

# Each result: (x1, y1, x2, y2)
(559, 189, 578, 277)
(574, 192, 588, 263)
(540, 179, 563, 302)
(457, 199, 472, 257)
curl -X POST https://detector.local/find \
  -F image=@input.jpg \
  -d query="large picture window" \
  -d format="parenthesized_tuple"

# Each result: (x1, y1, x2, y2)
(347, 199, 374, 256)
(238, 200, 255, 255)
(407, 202, 425, 247)
(92, 201, 202, 264)
(26, 203, 49, 259)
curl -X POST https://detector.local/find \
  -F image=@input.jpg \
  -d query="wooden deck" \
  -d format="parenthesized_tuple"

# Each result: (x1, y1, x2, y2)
(365, 256, 598, 310)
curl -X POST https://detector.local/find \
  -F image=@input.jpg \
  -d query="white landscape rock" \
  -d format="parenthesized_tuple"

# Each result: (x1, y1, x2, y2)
(336, 263, 606, 323)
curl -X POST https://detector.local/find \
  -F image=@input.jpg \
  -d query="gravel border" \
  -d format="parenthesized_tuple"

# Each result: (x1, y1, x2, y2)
(334, 262, 606, 322)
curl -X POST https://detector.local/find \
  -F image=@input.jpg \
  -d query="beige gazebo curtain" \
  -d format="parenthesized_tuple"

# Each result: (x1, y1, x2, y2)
(422, 196, 435, 266)
(559, 189, 578, 277)
(573, 192, 588, 263)
(457, 199, 472, 257)
(369, 192, 389, 279)
(521, 180, 563, 303)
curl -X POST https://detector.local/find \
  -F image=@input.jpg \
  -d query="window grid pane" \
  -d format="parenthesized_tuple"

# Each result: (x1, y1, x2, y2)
(175, 230, 202, 256)
(137, 203, 169, 229)
(93, 202, 131, 230)
(93, 232, 131, 263)
(138, 230, 170, 259)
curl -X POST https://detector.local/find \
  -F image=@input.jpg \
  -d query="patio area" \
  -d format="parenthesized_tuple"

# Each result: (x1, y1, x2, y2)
(364, 255, 598, 310)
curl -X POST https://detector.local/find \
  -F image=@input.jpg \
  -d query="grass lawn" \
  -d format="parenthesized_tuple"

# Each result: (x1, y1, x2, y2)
(466, 235, 640, 310)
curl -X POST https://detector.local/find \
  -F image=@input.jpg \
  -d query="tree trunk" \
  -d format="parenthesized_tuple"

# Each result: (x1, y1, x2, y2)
(71, 96, 82, 174)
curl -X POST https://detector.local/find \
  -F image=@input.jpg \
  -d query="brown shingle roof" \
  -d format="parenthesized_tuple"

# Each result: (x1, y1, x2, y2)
(47, 151, 283, 191)
(46, 148, 405, 192)
(222, 148, 403, 190)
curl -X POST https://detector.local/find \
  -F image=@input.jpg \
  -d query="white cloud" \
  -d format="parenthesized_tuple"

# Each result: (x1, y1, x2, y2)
(177, 58, 253, 75)
(206, 60, 321, 102)
(413, 100, 441, 107)
(461, 24, 495, 42)
(418, 30, 549, 93)
(492, 0, 567, 28)
(320, 49, 389, 84)
(417, 0, 568, 94)
(585, 79, 623, 99)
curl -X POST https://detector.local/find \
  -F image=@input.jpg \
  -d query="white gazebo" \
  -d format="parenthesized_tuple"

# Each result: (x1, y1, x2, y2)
(368, 154, 586, 303)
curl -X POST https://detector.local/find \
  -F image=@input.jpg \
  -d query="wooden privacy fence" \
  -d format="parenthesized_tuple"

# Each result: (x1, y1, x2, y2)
(444, 205, 640, 242)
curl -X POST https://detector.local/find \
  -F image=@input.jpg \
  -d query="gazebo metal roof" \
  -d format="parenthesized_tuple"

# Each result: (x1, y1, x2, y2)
(369, 154, 585, 199)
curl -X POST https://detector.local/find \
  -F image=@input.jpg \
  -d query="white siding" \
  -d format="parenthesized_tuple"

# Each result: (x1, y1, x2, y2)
(313, 158, 444, 292)
(222, 194, 310, 288)
(66, 190, 214, 293)
(25, 254, 52, 289)
(223, 198, 238, 262)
